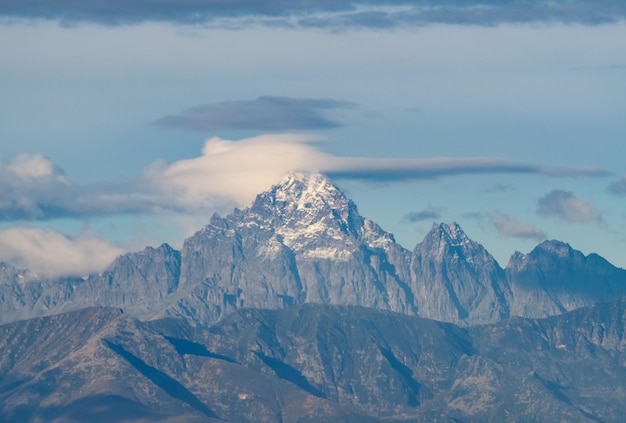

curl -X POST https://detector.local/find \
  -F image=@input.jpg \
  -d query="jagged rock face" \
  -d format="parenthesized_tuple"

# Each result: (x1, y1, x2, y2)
(411, 223, 511, 324)
(168, 173, 414, 325)
(73, 243, 181, 316)
(0, 244, 181, 325)
(0, 263, 78, 325)
(506, 240, 626, 317)
(1, 172, 626, 328)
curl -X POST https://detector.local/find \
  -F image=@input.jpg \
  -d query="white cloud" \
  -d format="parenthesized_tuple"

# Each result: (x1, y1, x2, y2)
(0, 227, 123, 278)
(0, 134, 610, 222)
(145, 134, 332, 208)
(7, 153, 67, 181)
(145, 134, 609, 210)
(0, 154, 73, 220)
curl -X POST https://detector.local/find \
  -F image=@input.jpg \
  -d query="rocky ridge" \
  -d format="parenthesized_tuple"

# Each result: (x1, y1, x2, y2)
(1, 172, 625, 327)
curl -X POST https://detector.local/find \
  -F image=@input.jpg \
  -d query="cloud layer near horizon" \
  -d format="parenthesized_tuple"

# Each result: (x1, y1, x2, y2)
(1, 1, 623, 27)
(0, 227, 123, 277)
(0, 134, 610, 223)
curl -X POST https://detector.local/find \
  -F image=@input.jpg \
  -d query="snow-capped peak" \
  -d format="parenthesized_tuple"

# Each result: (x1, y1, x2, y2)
(211, 172, 396, 257)
(435, 222, 469, 246)
(273, 172, 346, 209)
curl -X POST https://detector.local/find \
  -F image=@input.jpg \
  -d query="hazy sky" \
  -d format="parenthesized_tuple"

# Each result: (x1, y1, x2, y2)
(1, 1, 626, 276)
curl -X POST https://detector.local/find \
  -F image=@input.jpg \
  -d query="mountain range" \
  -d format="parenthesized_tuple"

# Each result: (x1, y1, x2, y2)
(1, 172, 625, 422)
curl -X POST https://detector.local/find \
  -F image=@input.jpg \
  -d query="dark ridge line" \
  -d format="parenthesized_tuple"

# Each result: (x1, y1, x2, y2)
(379, 347, 421, 407)
(253, 351, 327, 399)
(163, 336, 237, 363)
(103, 340, 222, 420)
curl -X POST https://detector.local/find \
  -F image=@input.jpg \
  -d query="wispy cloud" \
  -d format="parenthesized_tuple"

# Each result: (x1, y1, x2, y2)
(0, 134, 610, 222)
(482, 184, 514, 193)
(324, 158, 608, 182)
(1, 1, 623, 27)
(154, 97, 355, 132)
(489, 211, 546, 240)
(537, 189, 603, 224)
(0, 227, 123, 277)
(403, 206, 442, 223)
(608, 175, 626, 196)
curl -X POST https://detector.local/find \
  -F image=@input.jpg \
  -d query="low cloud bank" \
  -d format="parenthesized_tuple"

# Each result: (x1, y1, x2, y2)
(0, 227, 123, 278)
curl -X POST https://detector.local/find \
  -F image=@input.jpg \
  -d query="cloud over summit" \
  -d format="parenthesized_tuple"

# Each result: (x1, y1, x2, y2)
(0, 134, 611, 223)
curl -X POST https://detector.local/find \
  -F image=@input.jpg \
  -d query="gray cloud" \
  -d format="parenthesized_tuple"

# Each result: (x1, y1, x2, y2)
(324, 158, 609, 182)
(489, 211, 546, 240)
(154, 97, 355, 132)
(537, 189, 603, 224)
(0, 136, 611, 222)
(482, 184, 514, 193)
(1, 1, 623, 27)
(0, 154, 174, 221)
(403, 207, 442, 223)
(608, 175, 626, 196)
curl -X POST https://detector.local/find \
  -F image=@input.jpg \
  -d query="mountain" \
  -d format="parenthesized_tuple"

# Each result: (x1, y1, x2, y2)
(159, 172, 414, 325)
(2, 172, 626, 422)
(2, 300, 626, 422)
(507, 240, 626, 317)
(410, 222, 511, 323)
(1, 172, 626, 327)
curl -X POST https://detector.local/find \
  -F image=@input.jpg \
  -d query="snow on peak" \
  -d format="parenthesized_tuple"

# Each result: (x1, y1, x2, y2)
(418, 222, 490, 264)
(243, 172, 395, 255)
(273, 172, 344, 206)
(437, 222, 469, 245)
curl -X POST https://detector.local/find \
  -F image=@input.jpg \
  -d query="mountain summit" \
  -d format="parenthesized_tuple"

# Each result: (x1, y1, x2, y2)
(411, 222, 511, 322)
(243, 172, 396, 257)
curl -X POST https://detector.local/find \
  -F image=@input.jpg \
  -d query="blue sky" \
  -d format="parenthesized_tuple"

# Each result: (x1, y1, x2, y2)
(1, 1, 626, 276)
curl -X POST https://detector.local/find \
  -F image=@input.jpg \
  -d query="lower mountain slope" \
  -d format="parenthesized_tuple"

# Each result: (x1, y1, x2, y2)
(2, 299, 626, 422)
(0, 307, 376, 423)
(186, 301, 626, 422)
